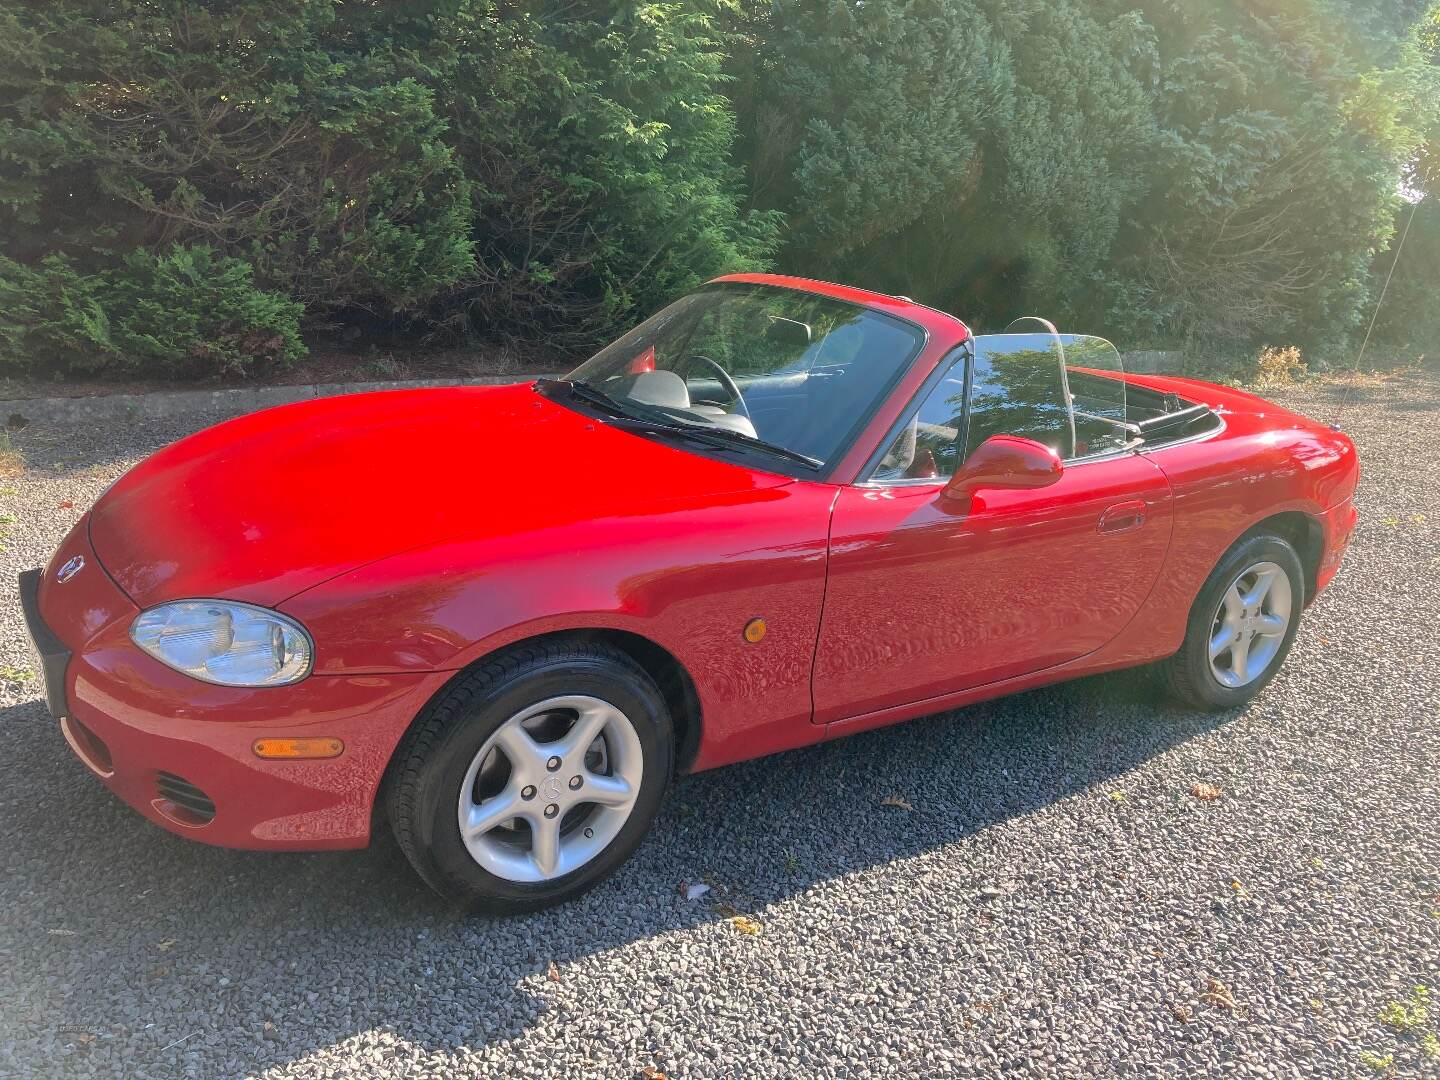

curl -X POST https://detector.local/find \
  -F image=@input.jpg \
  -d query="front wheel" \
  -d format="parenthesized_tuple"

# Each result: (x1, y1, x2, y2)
(1160, 532, 1305, 710)
(387, 640, 673, 912)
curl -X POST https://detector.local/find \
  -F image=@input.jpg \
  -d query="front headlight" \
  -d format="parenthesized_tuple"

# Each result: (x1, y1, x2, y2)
(130, 600, 313, 687)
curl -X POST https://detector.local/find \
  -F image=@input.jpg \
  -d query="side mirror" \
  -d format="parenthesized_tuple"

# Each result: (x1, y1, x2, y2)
(939, 434, 1063, 509)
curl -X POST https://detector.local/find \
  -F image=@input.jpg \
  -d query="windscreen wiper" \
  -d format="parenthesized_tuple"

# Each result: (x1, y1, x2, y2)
(612, 412, 823, 471)
(545, 379, 822, 472)
(546, 379, 632, 418)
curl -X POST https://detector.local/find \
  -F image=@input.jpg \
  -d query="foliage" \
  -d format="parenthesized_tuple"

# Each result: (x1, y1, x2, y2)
(0, 0, 771, 373)
(0, 0, 1435, 377)
(0, 246, 304, 376)
(733, 0, 1436, 346)
(730, 0, 1156, 326)
(1363, 8, 1440, 362)
(437, 2, 779, 345)
(0, 1, 475, 314)
(1111, 1, 1430, 348)
(1252, 346, 1307, 388)
(1378, 985, 1431, 1033)
(1363, 195, 1439, 361)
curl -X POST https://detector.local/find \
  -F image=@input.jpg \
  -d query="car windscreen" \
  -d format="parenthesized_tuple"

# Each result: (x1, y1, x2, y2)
(565, 283, 926, 470)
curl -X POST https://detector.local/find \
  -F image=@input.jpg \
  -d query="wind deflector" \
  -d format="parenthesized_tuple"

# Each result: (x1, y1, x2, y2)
(1054, 333, 1133, 457)
(966, 319, 1072, 459)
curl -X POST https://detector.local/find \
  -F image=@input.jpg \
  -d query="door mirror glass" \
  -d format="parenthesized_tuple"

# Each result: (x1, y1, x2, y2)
(939, 434, 1063, 508)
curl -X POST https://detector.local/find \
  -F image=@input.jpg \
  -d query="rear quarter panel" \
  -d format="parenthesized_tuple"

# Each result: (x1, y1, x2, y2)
(1094, 375, 1358, 665)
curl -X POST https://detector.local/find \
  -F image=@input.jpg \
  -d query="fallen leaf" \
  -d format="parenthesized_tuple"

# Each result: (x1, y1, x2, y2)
(1201, 978, 1238, 1010)
(1108, 790, 1127, 803)
(730, 915, 761, 936)
(155, 939, 176, 952)
(1170, 1002, 1191, 1023)
(546, 961, 560, 982)
(641, 1067, 668, 1080)
(880, 794, 914, 812)
(1190, 782, 1223, 801)
(58, 500, 73, 509)
(684, 882, 711, 901)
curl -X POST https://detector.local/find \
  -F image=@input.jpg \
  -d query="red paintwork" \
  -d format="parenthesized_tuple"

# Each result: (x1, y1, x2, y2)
(815, 449, 1174, 724)
(34, 274, 1358, 851)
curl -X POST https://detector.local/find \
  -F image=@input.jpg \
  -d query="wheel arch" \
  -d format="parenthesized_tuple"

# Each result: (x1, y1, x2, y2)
(375, 627, 704, 831)
(1239, 510, 1324, 605)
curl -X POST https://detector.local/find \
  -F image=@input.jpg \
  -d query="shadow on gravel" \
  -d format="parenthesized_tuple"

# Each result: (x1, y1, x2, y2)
(6, 416, 225, 479)
(0, 669, 1233, 1074)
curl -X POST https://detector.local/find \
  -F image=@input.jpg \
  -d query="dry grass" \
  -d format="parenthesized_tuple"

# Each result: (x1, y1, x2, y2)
(0, 434, 24, 478)
(1252, 345, 1307, 389)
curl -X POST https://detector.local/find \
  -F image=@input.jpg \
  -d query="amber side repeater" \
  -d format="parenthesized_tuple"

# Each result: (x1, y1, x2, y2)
(253, 737, 344, 760)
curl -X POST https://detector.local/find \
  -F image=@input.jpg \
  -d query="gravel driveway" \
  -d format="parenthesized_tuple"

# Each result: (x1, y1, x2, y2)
(0, 373, 1436, 1079)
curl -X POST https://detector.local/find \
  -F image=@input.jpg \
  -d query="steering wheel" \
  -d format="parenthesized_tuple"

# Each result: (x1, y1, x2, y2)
(689, 355, 752, 422)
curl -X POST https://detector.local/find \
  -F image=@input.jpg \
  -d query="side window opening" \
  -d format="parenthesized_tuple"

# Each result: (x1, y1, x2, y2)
(871, 326, 1221, 485)
(873, 358, 969, 481)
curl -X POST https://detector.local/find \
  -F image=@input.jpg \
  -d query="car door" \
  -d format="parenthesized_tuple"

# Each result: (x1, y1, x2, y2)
(811, 333, 1174, 725)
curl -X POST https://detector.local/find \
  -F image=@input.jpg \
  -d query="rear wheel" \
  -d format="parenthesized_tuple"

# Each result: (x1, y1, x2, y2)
(1160, 532, 1304, 710)
(387, 639, 673, 912)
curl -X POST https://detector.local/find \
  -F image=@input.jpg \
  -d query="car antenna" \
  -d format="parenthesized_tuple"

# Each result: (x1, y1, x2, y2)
(1331, 193, 1422, 430)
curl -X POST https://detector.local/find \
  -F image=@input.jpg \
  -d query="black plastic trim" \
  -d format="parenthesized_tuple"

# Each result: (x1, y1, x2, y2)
(18, 569, 70, 720)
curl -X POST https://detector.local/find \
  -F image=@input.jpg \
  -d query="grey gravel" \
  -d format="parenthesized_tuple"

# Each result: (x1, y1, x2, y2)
(0, 374, 1436, 1079)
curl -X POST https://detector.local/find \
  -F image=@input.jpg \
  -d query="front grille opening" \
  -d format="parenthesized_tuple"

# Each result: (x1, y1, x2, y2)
(154, 772, 216, 826)
(61, 716, 113, 776)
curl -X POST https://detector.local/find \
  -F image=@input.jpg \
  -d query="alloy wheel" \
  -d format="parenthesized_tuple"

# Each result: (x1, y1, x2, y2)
(457, 694, 642, 883)
(1207, 560, 1293, 689)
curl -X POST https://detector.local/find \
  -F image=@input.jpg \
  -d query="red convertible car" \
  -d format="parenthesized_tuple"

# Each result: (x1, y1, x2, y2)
(21, 274, 1358, 911)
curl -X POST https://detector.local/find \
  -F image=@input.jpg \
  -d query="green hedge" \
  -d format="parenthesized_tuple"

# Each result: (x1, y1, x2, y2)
(0, 1, 774, 376)
(0, 0, 1434, 378)
(0, 246, 304, 377)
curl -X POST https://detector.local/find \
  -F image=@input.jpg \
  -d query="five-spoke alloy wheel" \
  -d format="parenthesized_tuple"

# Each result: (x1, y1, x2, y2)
(1161, 531, 1305, 710)
(458, 695, 642, 882)
(388, 640, 672, 912)
(1207, 560, 1294, 688)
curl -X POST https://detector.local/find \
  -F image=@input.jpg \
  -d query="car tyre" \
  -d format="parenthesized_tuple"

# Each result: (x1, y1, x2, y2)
(387, 638, 673, 913)
(1160, 531, 1305, 711)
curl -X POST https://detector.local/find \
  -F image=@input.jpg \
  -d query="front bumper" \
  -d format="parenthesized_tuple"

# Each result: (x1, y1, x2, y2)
(21, 522, 450, 850)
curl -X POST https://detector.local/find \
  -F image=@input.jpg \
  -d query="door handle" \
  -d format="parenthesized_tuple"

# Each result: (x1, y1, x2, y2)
(1099, 499, 1147, 534)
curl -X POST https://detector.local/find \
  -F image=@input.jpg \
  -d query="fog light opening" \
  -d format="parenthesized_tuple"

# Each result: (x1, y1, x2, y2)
(60, 715, 113, 777)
